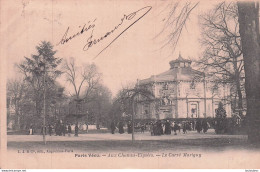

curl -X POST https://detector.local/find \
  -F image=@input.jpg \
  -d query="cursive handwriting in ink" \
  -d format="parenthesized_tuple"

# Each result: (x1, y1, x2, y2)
(56, 19, 96, 46)
(84, 6, 152, 59)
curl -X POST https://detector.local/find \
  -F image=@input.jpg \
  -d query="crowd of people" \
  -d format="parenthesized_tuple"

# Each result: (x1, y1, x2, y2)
(28, 120, 80, 137)
(110, 119, 211, 135)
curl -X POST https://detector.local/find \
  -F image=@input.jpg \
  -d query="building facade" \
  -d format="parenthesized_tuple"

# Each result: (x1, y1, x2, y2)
(136, 55, 232, 120)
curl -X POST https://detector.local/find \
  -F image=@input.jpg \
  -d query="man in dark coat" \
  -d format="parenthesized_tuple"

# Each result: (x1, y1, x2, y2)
(153, 122, 157, 135)
(61, 123, 66, 136)
(155, 120, 162, 136)
(164, 120, 171, 135)
(173, 122, 179, 135)
(202, 119, 208, 133)
(196, 120, 202, 133)
(111, 121, 116, 134)
(118, 121, 124, 134)
(127, 121, 132, 134)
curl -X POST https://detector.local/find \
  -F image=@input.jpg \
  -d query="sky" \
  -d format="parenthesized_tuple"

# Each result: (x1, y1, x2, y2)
(1, 0, 216, 97)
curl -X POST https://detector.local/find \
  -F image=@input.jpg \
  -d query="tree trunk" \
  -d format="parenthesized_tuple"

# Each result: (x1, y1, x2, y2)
(235, 76, 243, 117)
(238, 2, 260, 143)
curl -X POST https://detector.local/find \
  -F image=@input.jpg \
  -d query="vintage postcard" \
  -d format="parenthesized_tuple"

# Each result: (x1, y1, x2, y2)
(1, 0, 260, 169)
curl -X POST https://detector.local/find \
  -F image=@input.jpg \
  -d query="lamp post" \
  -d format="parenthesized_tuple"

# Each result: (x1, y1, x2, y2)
(97, 92, 102, 130)
(132, 97, 135, 143)
(42, 63, 47, 145)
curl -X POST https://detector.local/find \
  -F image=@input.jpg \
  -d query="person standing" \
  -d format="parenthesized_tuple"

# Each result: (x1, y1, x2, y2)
(111, 121, 116, 134)
(202, 119, 208, 133)
(192, 121, 195, 130)
(127, 121, 132, 134)
(61, 123, 65, 136)
(140, 123, 145, 133)
(164, 120, 171, 135)
(173, 122, 179, 135)
(196, 120, 202, 133)
(68, 124, 72, 137)
(155, 120, 162, 136)
(183, 122, 187, 134)
(48, 124, 52, 136)
(178, 122, 181, 133)
(75, 123, 79, 137)
(118, 121, 124, 134)
(29, 125, 33, 135)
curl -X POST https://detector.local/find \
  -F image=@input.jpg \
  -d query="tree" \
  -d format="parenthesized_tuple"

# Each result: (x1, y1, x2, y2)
(113, 83, 155, 142)
(157, 2, 199, 52)
(63, 57, 101, 119)
(237, 2, 260, 143)
(7, 79, 25, 130)
(18, 41, 62, 118)
(198, 2, 245, 116)
(83, 84, 112, 128)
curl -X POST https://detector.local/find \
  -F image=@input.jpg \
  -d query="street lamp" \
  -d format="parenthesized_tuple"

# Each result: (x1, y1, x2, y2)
(132, 97, 135, 143)
(97, 92, 102, 130)
(43, 67, 47, 145)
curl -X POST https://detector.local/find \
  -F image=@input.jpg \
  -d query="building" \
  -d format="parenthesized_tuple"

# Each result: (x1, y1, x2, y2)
(136, 54, 232, 120)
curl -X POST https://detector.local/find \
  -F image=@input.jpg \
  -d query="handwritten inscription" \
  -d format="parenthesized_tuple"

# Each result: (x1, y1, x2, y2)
(57, 6, 152, 59)
(57, 19, 97, 45)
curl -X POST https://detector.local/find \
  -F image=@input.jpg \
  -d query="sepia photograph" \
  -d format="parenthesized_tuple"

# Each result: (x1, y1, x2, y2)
(0, 0, 260, 169)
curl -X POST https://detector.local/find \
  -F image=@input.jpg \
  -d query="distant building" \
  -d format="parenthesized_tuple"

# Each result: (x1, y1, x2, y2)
(136, 54, 232, 120)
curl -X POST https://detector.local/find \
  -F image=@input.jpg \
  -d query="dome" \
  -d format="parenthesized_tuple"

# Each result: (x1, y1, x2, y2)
(169, 53, 192, 69)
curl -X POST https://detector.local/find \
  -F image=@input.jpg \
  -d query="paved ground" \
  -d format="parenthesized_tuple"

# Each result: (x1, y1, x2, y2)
(6, 129, 260, 169)
(8, 129, 255, 153)
(8, 129, 247, 142)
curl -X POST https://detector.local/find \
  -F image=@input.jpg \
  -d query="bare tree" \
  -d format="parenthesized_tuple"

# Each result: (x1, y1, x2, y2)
(198, 2, 245, 116)
(237, 1, 260, 143)
(157, 1, 199, 53)
(63, 57, 101, 118)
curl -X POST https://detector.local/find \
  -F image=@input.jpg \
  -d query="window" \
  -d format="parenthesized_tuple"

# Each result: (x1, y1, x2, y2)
(212, 84, 219, 93)
(190, 81, 196, 89)
(164, 83, 168, 90)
